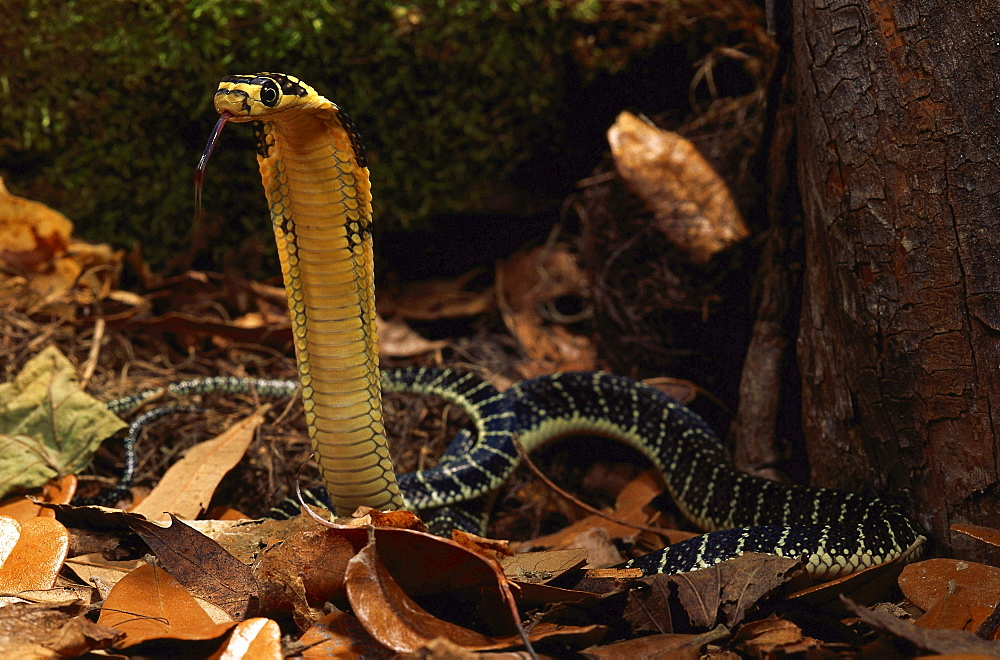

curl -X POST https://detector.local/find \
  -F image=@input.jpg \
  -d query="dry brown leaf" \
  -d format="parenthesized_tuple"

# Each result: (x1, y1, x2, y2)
(607, 111, 749, 264)
(97, 564, 234, 648)
(345, 534, 504, 653)
(496, 244, 596, 374)
(128, 514, 258, 621)
(581, 626, 727, 660)
(625, 553, 807, 633)
(900, 559, 1000, 619)
(207, 617, 281, 660)
(953, 523, 1000, 549)
(732, 617, 820, 656)
(0, 178, 73, 271)
(842, 594, 1000, 657)
(0, 178, 122, 309)
(64, 554, 145, 599)
(254, 528, 363, 630)
(0, 475, 77, 524)
(524, 469, 674, 562)
(0, 516, 69, 593)
(381, 269, 493, 321)
(377, 315, 449, 358)
(0, 600, 121, 656)
(130, 407, 268, 522)
(297, 608, 390, 657)
(501, 548, 588, 584)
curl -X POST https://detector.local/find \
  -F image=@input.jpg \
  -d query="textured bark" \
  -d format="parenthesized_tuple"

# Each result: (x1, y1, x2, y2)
(794, 0, 1000, 559)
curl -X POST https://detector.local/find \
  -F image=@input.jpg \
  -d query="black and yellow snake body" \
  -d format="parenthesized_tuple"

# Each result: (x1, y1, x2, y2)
(107, 72, 924, 580)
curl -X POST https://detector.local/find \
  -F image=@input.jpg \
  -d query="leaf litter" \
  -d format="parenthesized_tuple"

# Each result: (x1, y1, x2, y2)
(3, 85, 998, 658)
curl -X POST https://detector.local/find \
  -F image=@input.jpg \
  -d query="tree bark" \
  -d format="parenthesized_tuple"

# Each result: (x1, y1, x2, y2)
(794, 0, 1000, 560)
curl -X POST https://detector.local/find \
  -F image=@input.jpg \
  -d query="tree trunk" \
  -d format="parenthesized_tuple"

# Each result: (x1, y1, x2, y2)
(793, 0, 1000, 560)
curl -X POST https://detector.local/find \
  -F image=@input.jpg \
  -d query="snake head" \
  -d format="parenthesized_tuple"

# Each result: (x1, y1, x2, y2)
(214, 73, 313, 120)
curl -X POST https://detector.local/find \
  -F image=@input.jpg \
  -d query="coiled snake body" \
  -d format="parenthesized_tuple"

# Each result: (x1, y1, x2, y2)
(122, 73, 924, 580)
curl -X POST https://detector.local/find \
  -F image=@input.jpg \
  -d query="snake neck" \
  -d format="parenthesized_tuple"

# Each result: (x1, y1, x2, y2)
(256, 106, 405, 515)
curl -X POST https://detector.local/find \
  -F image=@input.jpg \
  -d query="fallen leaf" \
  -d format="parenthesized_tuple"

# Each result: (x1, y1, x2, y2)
(625, 553, 807, 633)
(0, 475, 77, 523)
(128, 514, 258, 621)
(952, 523, 1000, 549)
(0, 600, 121, 656)
(345, 532, 504, 653)
(0, 177, 72, 270)
(130, 407, 268, 522)
(254, 528, 362, 630)
(581, 626, 728, 660)
(524, 469, 674, 565)
(207, 617, 281, 660)
(0, 516, 69, 593)
(97, 564, 234, 648)
(732, 616, 820, 656)
(496, 244, 596, 374)
(899, 559, 1000, 612)
(501, 548, 588, 584)
(607, 111, 749, 264)
(381, 269, 493, 321)
(297, 608, 390, 657)
(842, 593, 1000, 656)
(0, 347, 127, 499)
(377, 315, 448, 358)
(64, 554, 145, 599)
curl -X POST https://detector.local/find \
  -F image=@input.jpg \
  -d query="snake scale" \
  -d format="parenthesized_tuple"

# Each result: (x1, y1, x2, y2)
(102, 73, 924, 580)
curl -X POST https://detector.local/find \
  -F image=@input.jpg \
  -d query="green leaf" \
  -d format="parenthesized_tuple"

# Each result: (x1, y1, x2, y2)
(0, 346, 127, 499)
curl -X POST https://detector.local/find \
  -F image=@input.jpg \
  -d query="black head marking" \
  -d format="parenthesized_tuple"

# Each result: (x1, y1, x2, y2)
(260, 73, 309, 98)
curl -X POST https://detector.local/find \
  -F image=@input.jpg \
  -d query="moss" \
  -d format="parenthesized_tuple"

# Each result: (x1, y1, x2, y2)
(0, 0, 731, 272)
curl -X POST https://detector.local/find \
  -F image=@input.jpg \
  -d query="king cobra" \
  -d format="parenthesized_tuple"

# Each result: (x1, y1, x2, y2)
(186, 72, 924, 579)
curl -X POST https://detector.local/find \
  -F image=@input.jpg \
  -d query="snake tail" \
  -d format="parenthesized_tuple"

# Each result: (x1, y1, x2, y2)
(200, 73, 404, 515)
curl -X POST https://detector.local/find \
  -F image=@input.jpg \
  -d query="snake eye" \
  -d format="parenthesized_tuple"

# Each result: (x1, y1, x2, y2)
(259, 80, 280, 107)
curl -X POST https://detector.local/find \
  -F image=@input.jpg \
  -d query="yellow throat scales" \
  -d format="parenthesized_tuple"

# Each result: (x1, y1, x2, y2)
(197, 73, 404, 515)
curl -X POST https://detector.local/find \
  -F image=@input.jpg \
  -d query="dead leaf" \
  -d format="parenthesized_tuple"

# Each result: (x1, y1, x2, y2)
(0, 178, 122, 309)
(254, 528, 363, 630)
(900, 559, 1000, 612)
(0, 347, 127, 499)
(0, 475, 77, 523)
(607, 111, 749, 264)
(345, 532, 504, 653)
(377, 315, 448, 357)
(0, 516, 69, 593)
(128, 514, 258, 620)
(496, 244, 596, 374)
(581, 626, 728, 660)
(297, 608, 390, 657)
(0, 177, 72, 270)
(0, 600, 121, 656)
(97, 564, 234, 648)
(625, 553, 807, 633)
(381, 268, 493, 321)
(207, 617, 281, 659)
(953, 523, 1000, 549)
(64, 554, 144, 599)
(501, 548, 588, 584)
(842, 593, 1000, 657)
(130, 407, 268, 521)
(524, 469, 674, 565)
(732, 616, 820, 656)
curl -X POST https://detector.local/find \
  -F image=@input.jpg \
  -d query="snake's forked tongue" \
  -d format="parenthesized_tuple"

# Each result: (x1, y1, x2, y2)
(194, 111, 231, 225)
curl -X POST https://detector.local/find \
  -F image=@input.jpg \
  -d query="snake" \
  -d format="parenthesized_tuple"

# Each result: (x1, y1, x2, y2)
(99, 72, 925, 580)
